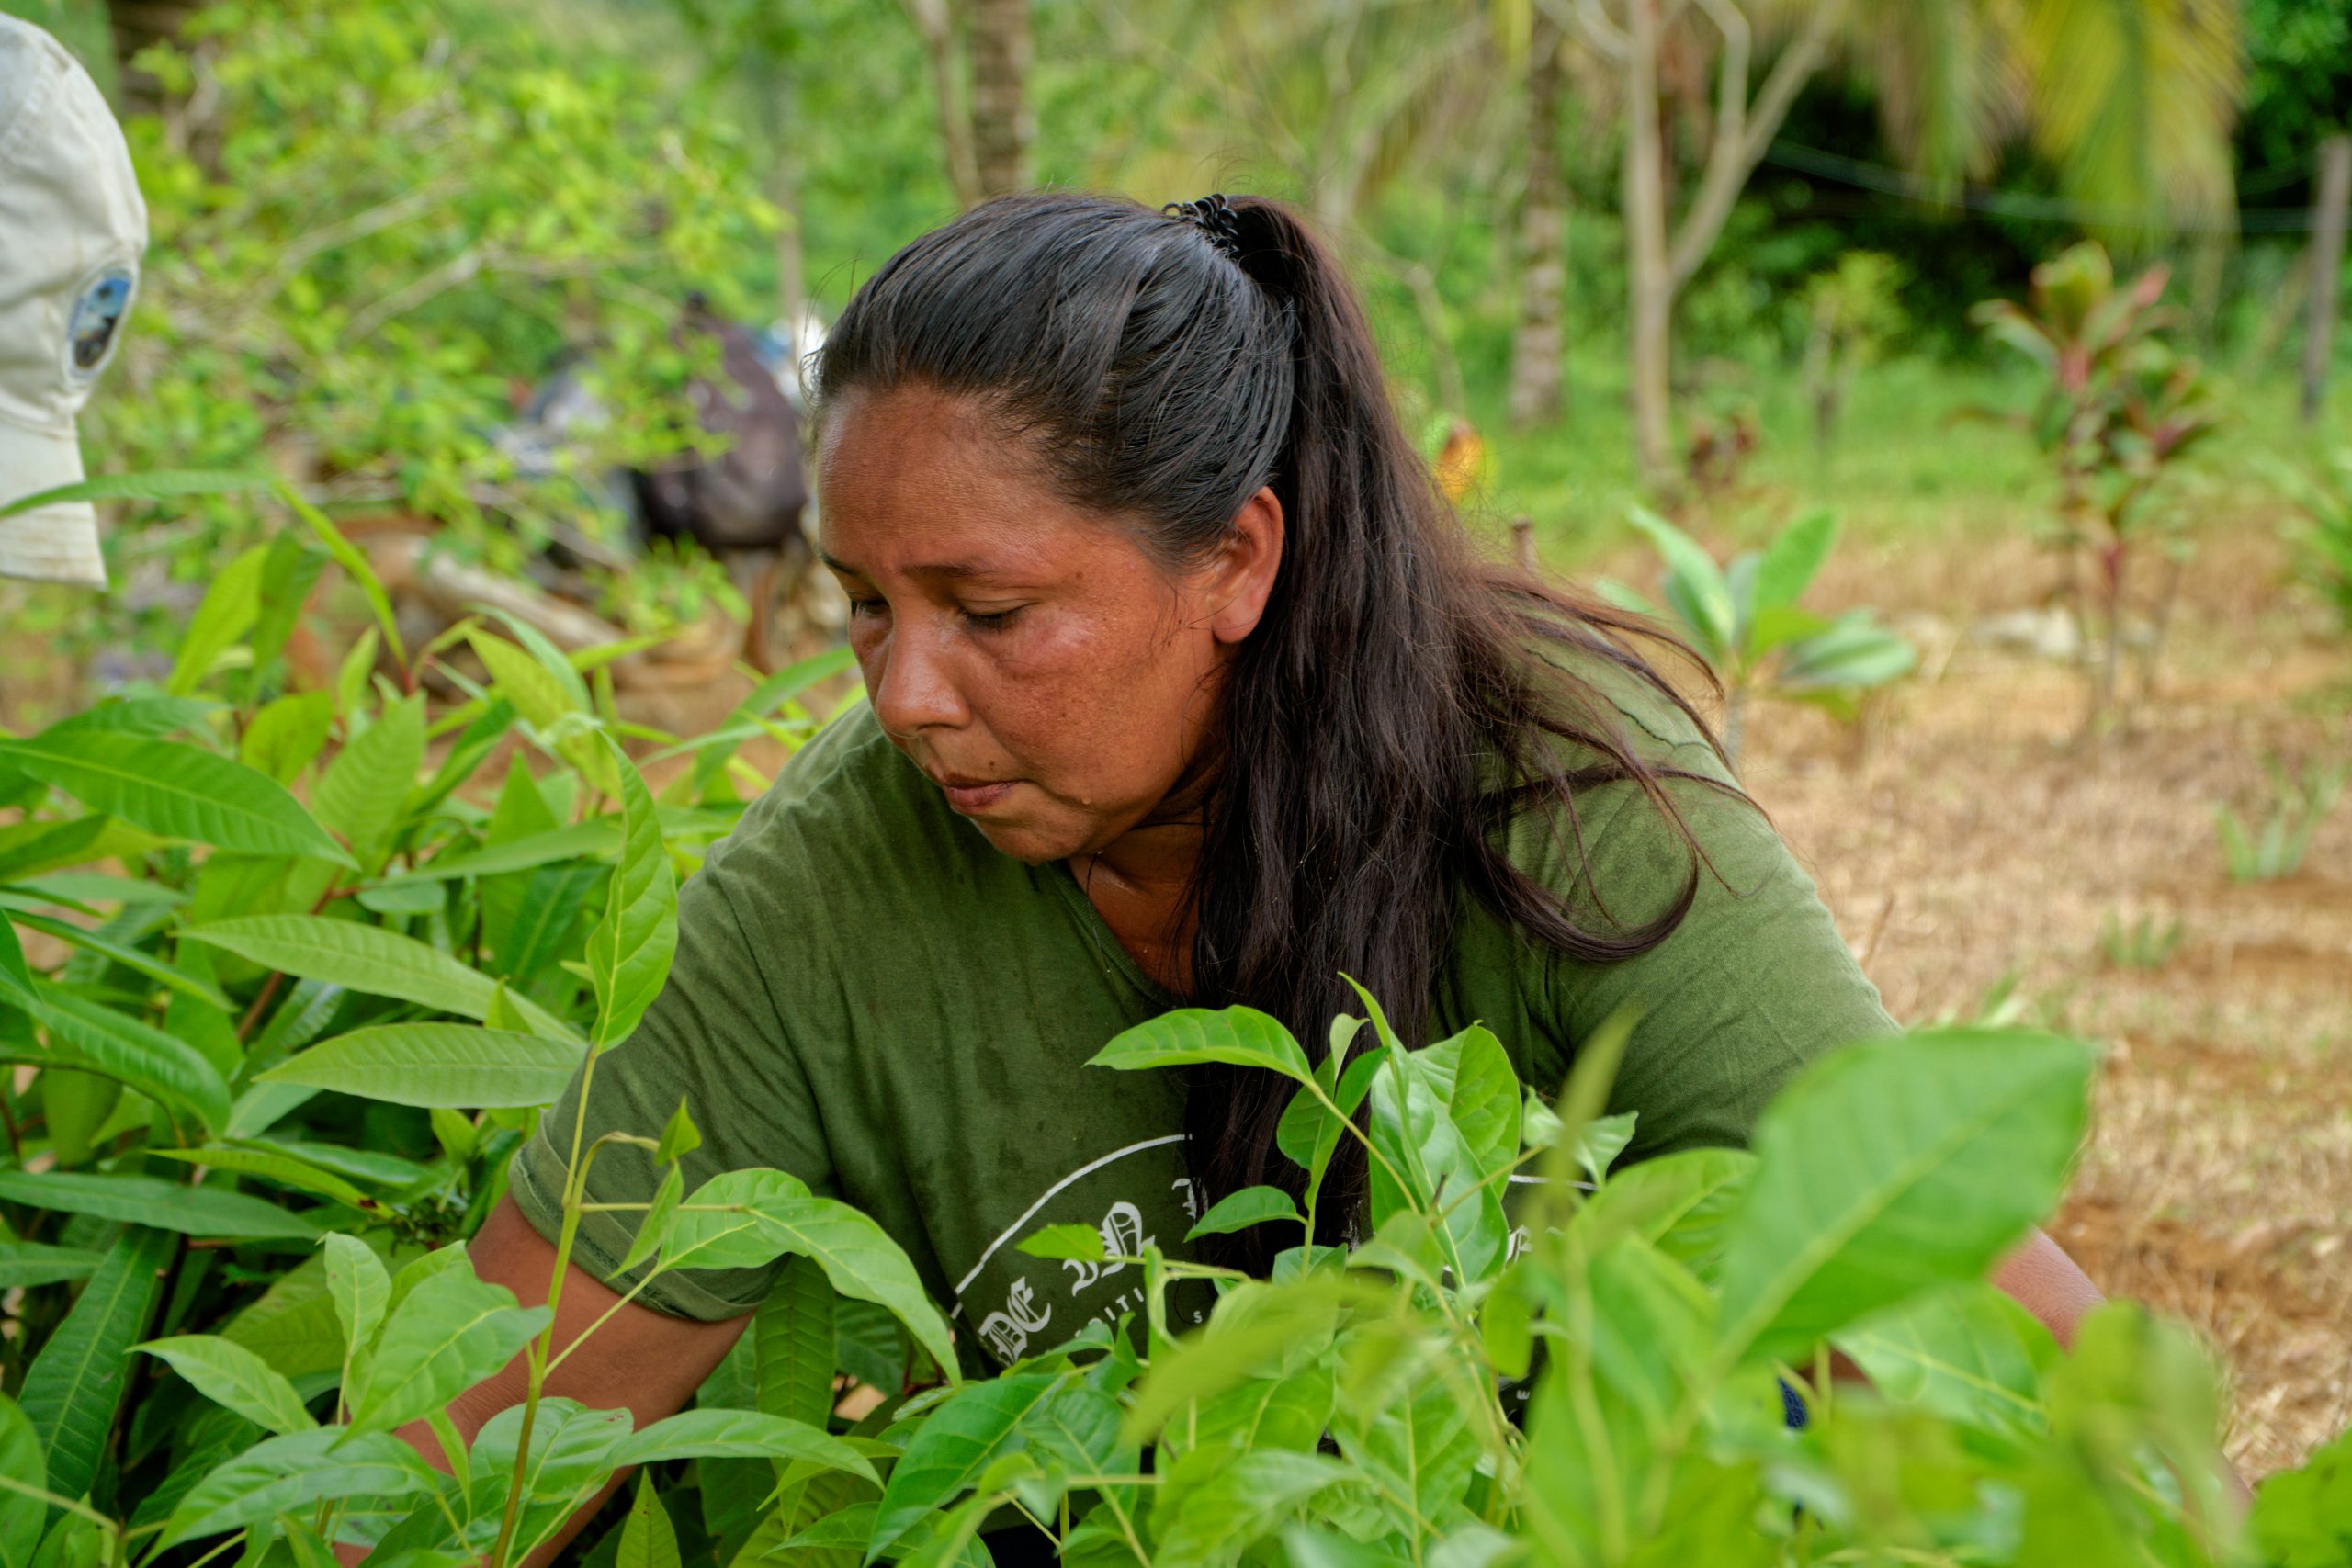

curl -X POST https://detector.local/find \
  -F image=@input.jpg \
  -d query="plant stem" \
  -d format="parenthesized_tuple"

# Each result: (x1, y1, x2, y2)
(489, 1036, 603, 1568)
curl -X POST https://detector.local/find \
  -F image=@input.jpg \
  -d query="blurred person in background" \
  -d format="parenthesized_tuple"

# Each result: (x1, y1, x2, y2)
(0, 9, 145, 590)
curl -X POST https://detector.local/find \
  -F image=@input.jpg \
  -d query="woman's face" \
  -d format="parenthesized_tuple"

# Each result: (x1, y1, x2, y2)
(818, 384, 1283, 866)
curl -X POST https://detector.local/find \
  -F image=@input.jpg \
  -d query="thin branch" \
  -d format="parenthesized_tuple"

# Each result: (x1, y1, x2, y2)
(1555, 0, 1630, 61)
(1667, 0, 1849, 291)
(340, 245, 485, 344)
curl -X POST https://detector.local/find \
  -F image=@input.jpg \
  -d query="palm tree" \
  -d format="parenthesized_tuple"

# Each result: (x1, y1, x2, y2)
(1554, 0, 2244, 487)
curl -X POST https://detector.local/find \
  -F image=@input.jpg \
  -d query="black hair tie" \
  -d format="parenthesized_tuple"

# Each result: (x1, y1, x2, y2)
(1165, 193, 1247, 265)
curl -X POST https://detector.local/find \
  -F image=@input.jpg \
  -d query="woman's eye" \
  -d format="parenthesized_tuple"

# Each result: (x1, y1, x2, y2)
(961, 606, 1023, 632)
(847, 596, 888, 619)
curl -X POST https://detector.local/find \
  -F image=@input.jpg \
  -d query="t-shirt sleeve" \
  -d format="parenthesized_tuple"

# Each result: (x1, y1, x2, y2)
(1538, 735, 1901, 1165)
(506, 830, 835, 1321)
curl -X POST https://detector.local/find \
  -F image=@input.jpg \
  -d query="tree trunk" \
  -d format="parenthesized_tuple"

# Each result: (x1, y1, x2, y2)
(1622, 0, 1675, 489)
(902, 0, 981, 208)
(1507, 14, 1569, 429)
(968, 0, 1031, 199)
(2301, 131, 2351, 426)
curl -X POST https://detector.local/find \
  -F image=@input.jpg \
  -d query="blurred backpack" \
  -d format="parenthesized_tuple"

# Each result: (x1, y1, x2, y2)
(631, 292, 808, 555)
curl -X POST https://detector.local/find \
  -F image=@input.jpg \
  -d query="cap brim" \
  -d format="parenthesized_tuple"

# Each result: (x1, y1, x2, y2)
(0, 421, 106, 588)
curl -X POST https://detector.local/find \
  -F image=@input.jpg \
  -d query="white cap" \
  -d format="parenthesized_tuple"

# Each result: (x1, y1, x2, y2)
(0, 15, 148, 588)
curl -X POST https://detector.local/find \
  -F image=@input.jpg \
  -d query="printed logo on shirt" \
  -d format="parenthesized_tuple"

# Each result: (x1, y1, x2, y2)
(951, 1134, 1209, 1364)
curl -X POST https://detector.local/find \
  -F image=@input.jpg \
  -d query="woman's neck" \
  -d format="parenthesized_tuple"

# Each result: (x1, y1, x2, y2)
(1068, 816, 1203, 994)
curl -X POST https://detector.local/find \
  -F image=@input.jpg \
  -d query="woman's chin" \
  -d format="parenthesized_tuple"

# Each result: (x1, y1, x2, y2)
(967, 815, 1083, 866)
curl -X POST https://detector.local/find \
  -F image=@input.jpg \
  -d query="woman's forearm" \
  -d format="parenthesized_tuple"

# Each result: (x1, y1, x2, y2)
(1990, 1226, 2105, 1348)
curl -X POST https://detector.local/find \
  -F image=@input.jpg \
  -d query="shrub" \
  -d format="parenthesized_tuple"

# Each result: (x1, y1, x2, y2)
(1970, 243, 2222, 732)
(0, 512, 2343, 1567)
(1602, 506, 1916, 770)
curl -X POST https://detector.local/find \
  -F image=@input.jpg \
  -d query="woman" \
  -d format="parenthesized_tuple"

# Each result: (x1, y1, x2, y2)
(427, 190, 2101, 1553)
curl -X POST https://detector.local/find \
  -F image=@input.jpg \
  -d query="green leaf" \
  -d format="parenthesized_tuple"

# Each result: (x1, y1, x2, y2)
(0, 919, 34, 1011)
(1086, 1007, 1312, 1084)
(1150, 1444, 1356, 1567)
(185, 918, 576, 1042)
(18, 1224, 175, 1506)
(0, 921, 31, 1020)
(312, 694, 425, 874)
(1013, 1224, 1106, 1263)
(0, 1393, 44, 1568)
(135, 1335, 317, 1436)
(2253, 1424, 2352, 1568)
(166, 544, 266, 697)
(616, 1475, 682, 1568)
(865, 1375, 1060, 1561)
(1575, 1111, 1639, 1186)
(585, 734, 677, 1050)
(1185, 1185, 1303, 1241)
(1626, 505, 1736, 665)
(0, 468, 274, 519)
(0, 1243, 104, 1291)
(1777, 615, 1917, 694)
(149, 1145, 378, 1210)
(159, 1427, 433, 1547)
(1183, 1363, 1335, 1455)
(0, 733, 352, 865)
(1521, 1239, 1721, 1564)
(1366, 1048, 1506, 1283)
(283, 485, 406, 669)
(756, 1256, 838, 1431)
(470, 632, 615, 795)
(465, 1396, 631, 1542)
(259, 1023, 582, 1108)
(1568, 1145, 1753, 1282)
(1280, 1527, 1411, 1568)
(374, 818, 618, 886)
(616, 1164, 684, 1277)
(668, 1170, 958, 1383)
(0, 816, 111, 886)
(657, 1096, 702, 1167)
(1716, 1028, 2097, 1366)
(488, 862, 599, 984)
(323, 1233, 391, 1362)
(0, 1169, 320, 1240)
(1415, 1023, 1521, 1179)
(1752, 508, 1838, 612)
(40, 695, 217, 741)
(342, 1259, 552, 1438)
(10, 908, 233, 1010)
(1334, 1378, 1479, 1529)
(610, 1409, 876, 1483)
(239, 691, 338, 785)
(22, 988, 232, 1135)
(1833, 1280, 2059, 1447)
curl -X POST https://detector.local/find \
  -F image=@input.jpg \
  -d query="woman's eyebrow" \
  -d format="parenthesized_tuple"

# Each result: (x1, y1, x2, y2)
(820, 549, 1001, 583)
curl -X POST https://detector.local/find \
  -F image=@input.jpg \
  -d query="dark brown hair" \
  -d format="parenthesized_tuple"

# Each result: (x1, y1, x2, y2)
(816, 191, 1746, 1269)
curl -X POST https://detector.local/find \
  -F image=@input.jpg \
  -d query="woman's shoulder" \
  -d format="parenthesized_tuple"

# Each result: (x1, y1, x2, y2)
(1535, 634, 1730, 782)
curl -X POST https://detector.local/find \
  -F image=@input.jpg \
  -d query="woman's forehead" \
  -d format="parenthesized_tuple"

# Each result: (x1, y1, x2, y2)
(818, 385, 1130, 577)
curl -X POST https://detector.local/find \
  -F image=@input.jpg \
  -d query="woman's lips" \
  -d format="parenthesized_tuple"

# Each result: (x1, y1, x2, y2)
(936, 777, 1016, 814)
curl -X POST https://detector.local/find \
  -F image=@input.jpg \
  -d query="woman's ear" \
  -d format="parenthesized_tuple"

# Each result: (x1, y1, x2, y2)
(1204, 486, 1284, 645)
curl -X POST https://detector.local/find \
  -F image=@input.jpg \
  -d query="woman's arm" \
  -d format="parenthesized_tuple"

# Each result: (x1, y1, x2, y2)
(369, 1195, 752, 1566)
(1991, 1226, 2105, 1348)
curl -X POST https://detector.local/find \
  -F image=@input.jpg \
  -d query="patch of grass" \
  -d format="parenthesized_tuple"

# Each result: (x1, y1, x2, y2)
(2098, 909, 2186, 971)
(2216, 757, 2349, 883)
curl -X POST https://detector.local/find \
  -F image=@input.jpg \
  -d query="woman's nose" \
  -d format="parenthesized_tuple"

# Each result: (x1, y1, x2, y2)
(869, 620, 970, 735)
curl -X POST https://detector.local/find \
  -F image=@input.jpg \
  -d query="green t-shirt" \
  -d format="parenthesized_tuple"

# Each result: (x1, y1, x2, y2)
(508, 650, 1895, 1368)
